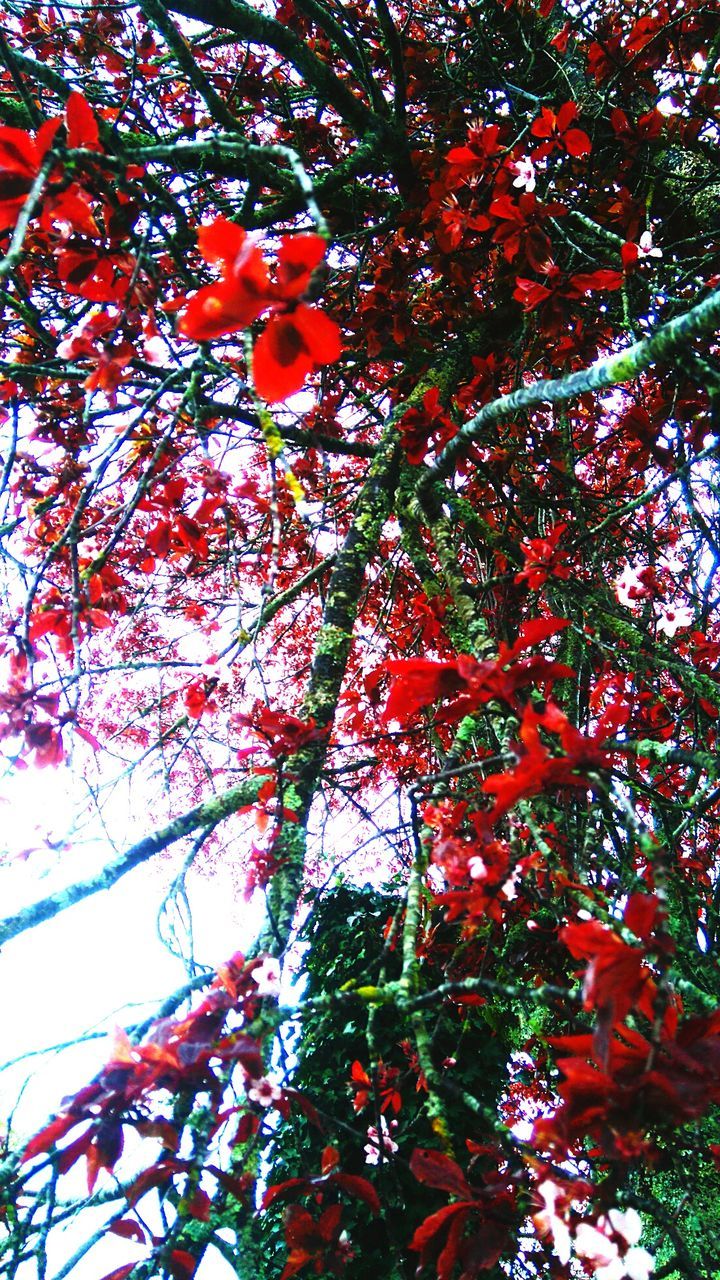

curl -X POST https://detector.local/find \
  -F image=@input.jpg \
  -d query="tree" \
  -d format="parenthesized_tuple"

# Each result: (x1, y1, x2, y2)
(0, 0, 719, 1276)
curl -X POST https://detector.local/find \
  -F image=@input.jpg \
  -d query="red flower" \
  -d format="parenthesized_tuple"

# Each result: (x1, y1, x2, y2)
(177, 218, 271, 341)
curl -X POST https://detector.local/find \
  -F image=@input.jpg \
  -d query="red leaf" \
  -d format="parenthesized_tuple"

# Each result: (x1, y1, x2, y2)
(410, 1202, 468, 1252)
(570, 269, 624, 294)
(169, 1249, 197, 1280)
(410, 1148, 473, 1198)
(0, 127, 39, 176)
(127, 1159, 187, 1207)
(383, 658, 470, 723)
(623, 892, 660, 940)
(321, 1144, 340, 1173)
(262, 1177, 310, 1209)
(66, 92, 100, 150)
(187, 1188, 212, 1221)
(56, 1128, 93, 1173)
(178, 225, 270, 341)
(437, 1210, 468, 1280)
(109, 1219, 147, 1244)
(564, 127, 591, 157)
(178, 274, 266, 342)
(505, 616, 570, 658)
(97, 1266, 137, 1280)
(332, 1173, 381, 1215)
(23, 1114, 78, 1162)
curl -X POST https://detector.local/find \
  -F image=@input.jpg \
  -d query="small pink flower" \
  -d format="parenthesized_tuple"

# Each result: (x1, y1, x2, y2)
(364, 1116, 398, 1164)
(251, 955, 281, 998)
(247, 1076, 282, 1107)
(512, 157, 537, 192)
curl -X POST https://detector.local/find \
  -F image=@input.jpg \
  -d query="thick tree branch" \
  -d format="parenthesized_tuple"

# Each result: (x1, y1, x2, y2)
(166, 0, 376, 135)
(423, 285, 720, 492)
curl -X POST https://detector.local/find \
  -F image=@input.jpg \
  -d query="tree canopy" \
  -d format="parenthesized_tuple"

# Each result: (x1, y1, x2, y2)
(1, 0, 720, 1277)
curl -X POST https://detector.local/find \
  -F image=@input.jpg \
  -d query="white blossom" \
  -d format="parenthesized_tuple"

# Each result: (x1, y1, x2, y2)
(656, 604, 693, 637)
(638, 230, 662, 259)
(608, 1208, 643, 1247)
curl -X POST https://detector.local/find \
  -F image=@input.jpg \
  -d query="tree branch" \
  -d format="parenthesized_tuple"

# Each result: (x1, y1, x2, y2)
(0, 780, 258, 950)
(423, 284, 720, 493)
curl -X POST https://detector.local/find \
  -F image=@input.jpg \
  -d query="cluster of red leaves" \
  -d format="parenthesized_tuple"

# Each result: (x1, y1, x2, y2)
(382, 618, 571, 724)
(0, 647, 67, 767)
(515, 523, 573, 589)
(420, 99, 649, 359)
(560, 893, 666, 1062)
(529, 102, 592, 160)
(0, 92, 145, 311)
(409, 1147, 517, 1279)
(0, 91, 100, 228)
(0, 645, 99, 767)
(232, 700, 327, 759)
(136, 473, 228, 572)
(183, 674, 220, 719)
(22, 956, 272, 1193)
(263, 1148, 379, 1280)
(398, 386, 456, 464)
(429, 697, 616, 925)
(56, 310, 135, 404)
(28, 587, 113, 658)
(512, 265, 624, 317)
(349, 1059, 402, 1114)
(536, 1003, 720, 1161)
(176, 219, 341, 400)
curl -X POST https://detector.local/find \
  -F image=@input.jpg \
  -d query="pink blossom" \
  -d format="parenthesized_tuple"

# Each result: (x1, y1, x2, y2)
(251, 955, 282, 998)
(246, 1076, 282, 1106)
(512, 157, 537, 192)
(364, 1115, 398, 1164)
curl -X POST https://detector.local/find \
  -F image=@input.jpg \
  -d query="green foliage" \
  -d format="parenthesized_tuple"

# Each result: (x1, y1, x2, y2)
(257, 881, 523, 1279)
